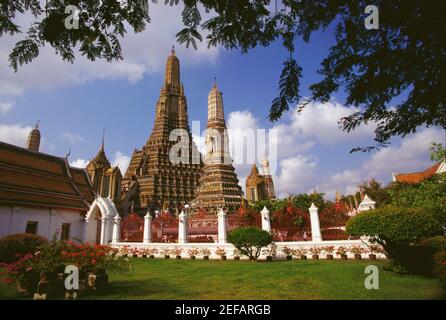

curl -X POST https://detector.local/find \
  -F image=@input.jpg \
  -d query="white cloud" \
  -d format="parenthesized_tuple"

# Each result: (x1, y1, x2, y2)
(275, 155, 318, 197)
(63, 132, 84, 144)
(315, 127, 444, 199)
(277, 100, 375, 145)
(225, 108, 444, 200)
(0, 102, 14, 113)
(70, 159, 89, 168)
(112, 151, 131, 175)
(0, 123, 32, 147)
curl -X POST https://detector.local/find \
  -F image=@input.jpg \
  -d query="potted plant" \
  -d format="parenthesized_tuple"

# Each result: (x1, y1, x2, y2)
(336, 246, 348, 260)
(282, 246, 293, 260)
(350, 245, 365, 260)
(262, 248, 273, 261)
(200, 248, 211, 260)
(140, 248, 148, 258)
(187, 248, 199, 259)
(120, 246, 131, 257)
(215, 247, 227, 260)
(172, 248, 183, 259)
(161, 248, 171, 259)
(232, 249, 241, 261)
(309, 246, 322, 260)
(131, 248, 140, 258)
(323, 246, 335, 260)
(368, 244, 382, 260)
(147, 248, 158, 259)
(292, 248, 308, 260)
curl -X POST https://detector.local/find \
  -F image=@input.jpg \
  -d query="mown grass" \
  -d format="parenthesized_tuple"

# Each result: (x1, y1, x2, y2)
(1, 259, 445, 300)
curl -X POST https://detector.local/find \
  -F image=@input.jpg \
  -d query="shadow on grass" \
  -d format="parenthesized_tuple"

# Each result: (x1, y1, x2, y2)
(84, 278, 189, 299)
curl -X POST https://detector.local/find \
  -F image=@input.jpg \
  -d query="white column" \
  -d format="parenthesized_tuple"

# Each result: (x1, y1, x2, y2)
(260, 206, 271, 234)
(82, 217, 89, 243)
(217, 208, 227, 244)
(100, 217, 107, 245)
(309, 203, 322, 243)
(143, 211, 152, 244)
(178, 210, 187, 244)
(112, 214, 121, 243)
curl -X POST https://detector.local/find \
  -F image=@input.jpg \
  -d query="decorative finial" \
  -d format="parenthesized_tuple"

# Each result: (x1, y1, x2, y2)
(213, 77, 217, 88)
(35, 120, 40, 130)
(101, 128, 105, 150)
(171, 45, 175, 55)
(66, 148, 71, 159)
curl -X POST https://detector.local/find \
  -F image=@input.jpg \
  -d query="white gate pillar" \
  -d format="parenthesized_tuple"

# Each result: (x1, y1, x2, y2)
(261, 206, 271, 234)
(143, 212, 152, 243)
(217, 208, 227, 244)
(100, 217, 107, 245)
(178, 210, 187, 244)
(112, 214, 121, 243)
(309, 203, 322, 242)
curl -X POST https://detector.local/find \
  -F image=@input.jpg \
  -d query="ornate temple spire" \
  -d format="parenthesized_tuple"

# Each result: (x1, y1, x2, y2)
(164, 46, 180, 90)
(26, 120, 41, 152)
(250, 163, 260, 175)
(93, 129, 110, 167)
(207, 79, 225, 128)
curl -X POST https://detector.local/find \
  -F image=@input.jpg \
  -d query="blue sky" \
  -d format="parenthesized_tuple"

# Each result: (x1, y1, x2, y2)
(0, 4, 443, 199)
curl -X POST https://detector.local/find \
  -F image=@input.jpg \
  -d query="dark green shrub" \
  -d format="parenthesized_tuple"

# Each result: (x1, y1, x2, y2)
(346, 206, 443, 250)
(432, 250, 446, 280)
(346, 206, 443, 274)
(420, 236, 446, 251)
(0, 233, 48, 263)
(227, 227, 272, 261)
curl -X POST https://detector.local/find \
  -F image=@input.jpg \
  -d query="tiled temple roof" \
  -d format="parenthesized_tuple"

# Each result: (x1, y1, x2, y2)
(393, 162, 443, 184)
(0, 141, 96, 211)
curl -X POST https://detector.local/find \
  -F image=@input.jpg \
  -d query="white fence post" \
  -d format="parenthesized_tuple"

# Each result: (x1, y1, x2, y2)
(178, 210, 188, 244)
(111, 214, 121, 244)
(217, 208, 227, 244)
(143, 211, 152, 244)
(309, 203, 322, 242)
(261, 206, 271, 234)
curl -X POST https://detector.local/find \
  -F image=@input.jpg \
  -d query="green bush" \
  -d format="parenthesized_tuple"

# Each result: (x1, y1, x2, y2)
(346, 206, 443, 246)
(227, 227, 272, 261)
(0, 233, 48, 263)
(346, 206, 443, 274)
(420, 236, 446, 251)
(432, 250, 446, 280)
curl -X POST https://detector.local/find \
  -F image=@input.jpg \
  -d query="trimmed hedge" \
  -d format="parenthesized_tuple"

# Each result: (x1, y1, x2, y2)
(346, 206, 443, 245)
(228, 227, 272, 261)
(0, 233, 48, 263)
(346, 206, 444, 275)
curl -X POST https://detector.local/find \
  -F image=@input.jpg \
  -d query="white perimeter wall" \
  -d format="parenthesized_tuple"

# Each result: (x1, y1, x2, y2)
(111, 240, 386, 260)
(0, 206, 84, 241)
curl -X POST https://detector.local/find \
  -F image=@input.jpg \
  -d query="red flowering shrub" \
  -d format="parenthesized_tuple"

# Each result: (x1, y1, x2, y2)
(0, 240, 129, 290)
(0, 233, 48, 263)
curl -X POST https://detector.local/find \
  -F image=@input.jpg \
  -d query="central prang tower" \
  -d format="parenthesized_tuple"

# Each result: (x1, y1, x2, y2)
(121, 48, 202, 214)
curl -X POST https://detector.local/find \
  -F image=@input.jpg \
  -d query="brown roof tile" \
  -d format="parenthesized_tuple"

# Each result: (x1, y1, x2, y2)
(394, 162, 441, 184)
(0, 141, 96, 211)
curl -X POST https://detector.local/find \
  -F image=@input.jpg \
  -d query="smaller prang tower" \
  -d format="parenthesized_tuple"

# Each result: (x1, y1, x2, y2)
(192, 80, 243, 212)
(26, 121, 41, 152)
(245, 157, 276, 202)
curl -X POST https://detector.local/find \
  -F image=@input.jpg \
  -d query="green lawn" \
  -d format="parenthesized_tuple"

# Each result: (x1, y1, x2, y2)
(1, 259, 445, 300)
